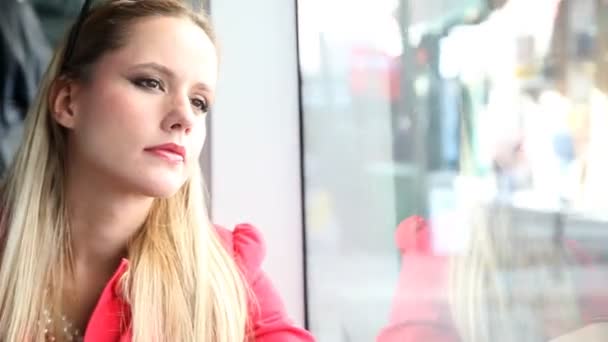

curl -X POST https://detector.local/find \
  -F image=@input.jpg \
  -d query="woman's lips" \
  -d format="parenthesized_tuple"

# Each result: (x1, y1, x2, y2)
(144, 143, 186, 163)
(145, 148, 185, 163)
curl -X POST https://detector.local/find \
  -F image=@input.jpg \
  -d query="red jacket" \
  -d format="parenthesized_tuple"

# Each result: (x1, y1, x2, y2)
(83, 223, 315, 341)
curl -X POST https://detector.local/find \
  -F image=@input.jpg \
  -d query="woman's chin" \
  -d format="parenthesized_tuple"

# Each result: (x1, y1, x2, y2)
(134, 178, 186, 199)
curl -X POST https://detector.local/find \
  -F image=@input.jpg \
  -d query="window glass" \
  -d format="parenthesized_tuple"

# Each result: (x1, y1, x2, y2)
(299, 0, 608, 340)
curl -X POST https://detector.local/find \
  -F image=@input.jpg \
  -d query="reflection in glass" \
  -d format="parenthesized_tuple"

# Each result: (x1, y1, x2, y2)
(299, 0, 608, 340)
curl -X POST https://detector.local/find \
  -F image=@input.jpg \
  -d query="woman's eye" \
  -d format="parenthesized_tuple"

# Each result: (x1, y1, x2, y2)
(191, 98, 209, 113)
(134, 78, 165, 91)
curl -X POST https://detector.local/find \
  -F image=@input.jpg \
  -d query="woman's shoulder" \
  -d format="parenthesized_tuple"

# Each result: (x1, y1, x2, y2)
(214, 224, 316, 341)
(214, 223, 266, 279)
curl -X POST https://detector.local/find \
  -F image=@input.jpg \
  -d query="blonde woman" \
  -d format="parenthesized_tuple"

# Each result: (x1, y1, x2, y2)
(0, 0, 315, 341)
(377, 209, 608, 342)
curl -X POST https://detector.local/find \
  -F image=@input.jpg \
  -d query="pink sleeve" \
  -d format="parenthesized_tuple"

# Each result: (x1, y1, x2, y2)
(217, 224, 316, 342)
(377, 324, 460, 342)
(377, 216, 459, 342)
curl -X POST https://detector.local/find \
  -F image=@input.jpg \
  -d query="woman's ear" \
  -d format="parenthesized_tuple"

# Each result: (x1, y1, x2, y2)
(49, 77, 78, 129)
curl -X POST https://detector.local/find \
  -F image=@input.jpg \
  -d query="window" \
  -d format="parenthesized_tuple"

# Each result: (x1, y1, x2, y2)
(299, 0, 608, 340)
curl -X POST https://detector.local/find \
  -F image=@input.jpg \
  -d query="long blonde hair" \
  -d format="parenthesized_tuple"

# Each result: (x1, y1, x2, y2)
(0, 1, 249, 340)
(448, 204, 582, 342)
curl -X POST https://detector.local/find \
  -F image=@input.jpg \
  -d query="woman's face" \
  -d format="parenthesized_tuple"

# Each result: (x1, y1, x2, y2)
(56, 16, 217, 198)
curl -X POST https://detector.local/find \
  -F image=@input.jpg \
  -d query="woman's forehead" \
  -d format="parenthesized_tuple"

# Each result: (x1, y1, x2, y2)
(98, 16, 218, 86)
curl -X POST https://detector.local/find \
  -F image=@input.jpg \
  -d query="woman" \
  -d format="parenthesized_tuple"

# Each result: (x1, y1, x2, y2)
(0, 0, 315, 341)
(377, 209, 608, 342)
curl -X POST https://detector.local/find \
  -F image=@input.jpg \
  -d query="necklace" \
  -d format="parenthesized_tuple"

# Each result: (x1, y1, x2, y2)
(42, 308, 83, 342)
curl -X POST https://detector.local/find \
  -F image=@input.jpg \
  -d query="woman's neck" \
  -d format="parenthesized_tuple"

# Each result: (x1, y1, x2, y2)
(65, 164, 154, 273)
(62, 163, 155, 335)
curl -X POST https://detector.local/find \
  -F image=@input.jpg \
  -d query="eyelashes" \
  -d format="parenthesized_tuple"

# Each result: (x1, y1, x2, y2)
(131, 77, 210, 114)
(190, 97, 209, 113)
(133, 77, 165, 91)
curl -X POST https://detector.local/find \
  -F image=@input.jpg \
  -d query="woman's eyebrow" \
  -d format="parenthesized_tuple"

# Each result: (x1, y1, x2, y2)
(128, 62, 213, 92)
(129, 62, 174, 77)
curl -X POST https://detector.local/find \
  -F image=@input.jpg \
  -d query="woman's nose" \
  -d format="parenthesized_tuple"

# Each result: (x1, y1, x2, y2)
(161, 94, 195, 134)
